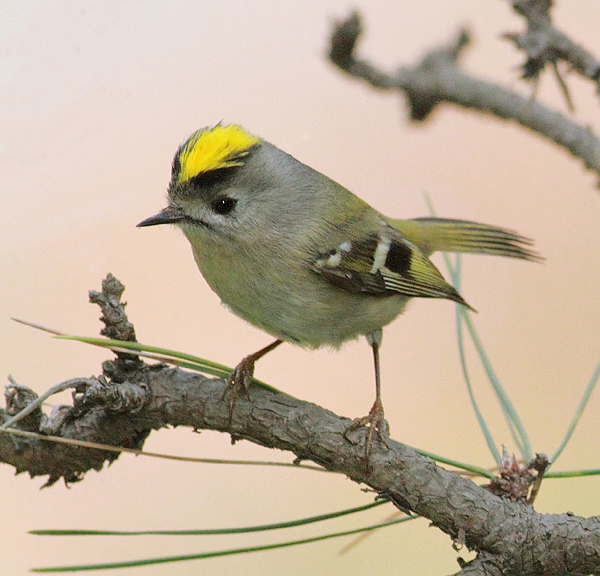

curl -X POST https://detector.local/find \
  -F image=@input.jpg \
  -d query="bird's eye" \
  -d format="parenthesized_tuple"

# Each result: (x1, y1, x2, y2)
(212, 196, 237, 215)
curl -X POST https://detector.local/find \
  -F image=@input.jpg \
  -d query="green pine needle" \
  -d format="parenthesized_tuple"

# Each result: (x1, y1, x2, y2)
(550, 360, 600, 465)
(30, 515, 415, 572)
(30, 500, 388, 536)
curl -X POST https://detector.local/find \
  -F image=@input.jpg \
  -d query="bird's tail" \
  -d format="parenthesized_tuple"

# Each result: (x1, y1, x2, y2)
(391, 217, 543, 261)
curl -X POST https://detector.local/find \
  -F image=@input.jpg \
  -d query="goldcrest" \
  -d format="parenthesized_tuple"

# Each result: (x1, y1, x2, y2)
(138, 124, 540, 452)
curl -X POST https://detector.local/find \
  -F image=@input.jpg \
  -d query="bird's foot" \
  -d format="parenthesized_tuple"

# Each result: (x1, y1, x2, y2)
(344, 398, 390, 457)
(223, 355, 256, 425)
(222, 340, 283, 427)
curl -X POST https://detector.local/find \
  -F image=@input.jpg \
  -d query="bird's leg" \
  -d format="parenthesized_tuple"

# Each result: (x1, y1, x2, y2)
(345, 329, 390, 456)
(224, 339, 283, 424)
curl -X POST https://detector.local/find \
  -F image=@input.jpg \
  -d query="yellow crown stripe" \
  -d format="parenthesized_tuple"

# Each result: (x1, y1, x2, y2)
(177, 124, 261, 183)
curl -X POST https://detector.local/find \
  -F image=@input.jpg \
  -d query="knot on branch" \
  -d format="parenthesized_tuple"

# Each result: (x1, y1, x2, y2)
(485, 449, 549, 505)
(89, 273, 143, 372)
(328, 12, 399, 89)
(74, 378, 148, 415)
(512, 0, 552, 23)
(505, 0, 600, 102)
(89, 273, 137, 343)
(329, 10, 361, 70)
(4, 381, 43, 431)
(404, 28, 471, 121)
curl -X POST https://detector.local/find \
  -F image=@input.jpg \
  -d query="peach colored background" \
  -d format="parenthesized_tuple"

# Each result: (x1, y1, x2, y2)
(1, 2, 599, 574)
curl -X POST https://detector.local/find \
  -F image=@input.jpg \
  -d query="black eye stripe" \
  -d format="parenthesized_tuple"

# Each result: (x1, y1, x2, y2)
(212, 196, 237, 215)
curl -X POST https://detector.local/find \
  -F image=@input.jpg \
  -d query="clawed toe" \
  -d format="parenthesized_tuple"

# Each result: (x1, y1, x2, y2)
(223, 356, 256, 424)
(222, 340, 283, 425)
(344, 399, 390, 457)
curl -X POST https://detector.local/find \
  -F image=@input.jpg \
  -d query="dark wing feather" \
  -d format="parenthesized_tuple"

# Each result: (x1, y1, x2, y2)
(311, 225, 473, 309)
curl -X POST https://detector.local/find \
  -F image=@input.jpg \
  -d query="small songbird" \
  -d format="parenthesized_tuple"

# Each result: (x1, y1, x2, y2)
(138, 123, 540, 453)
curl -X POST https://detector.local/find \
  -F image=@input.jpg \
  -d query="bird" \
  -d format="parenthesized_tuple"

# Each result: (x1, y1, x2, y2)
(138, 123, 540, 454)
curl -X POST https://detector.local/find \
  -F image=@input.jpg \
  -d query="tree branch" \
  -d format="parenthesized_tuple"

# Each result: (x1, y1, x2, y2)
(328, 11, 600, 182)
(506, 0, 600, 91)
(2, 276, 600, 575)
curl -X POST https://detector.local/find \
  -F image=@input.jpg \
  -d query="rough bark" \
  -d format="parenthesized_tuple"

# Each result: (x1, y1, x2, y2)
(1, 276, 599, 576)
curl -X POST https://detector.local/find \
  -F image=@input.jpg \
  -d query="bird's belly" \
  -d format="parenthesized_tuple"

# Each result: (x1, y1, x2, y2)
(193, 244, 407, 348)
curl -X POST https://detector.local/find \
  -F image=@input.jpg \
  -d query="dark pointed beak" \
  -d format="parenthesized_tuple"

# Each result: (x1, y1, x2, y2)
(137, 205, 185, 227)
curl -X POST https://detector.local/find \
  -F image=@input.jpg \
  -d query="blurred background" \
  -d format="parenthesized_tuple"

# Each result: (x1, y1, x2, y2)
(1, 1, 598, 574)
